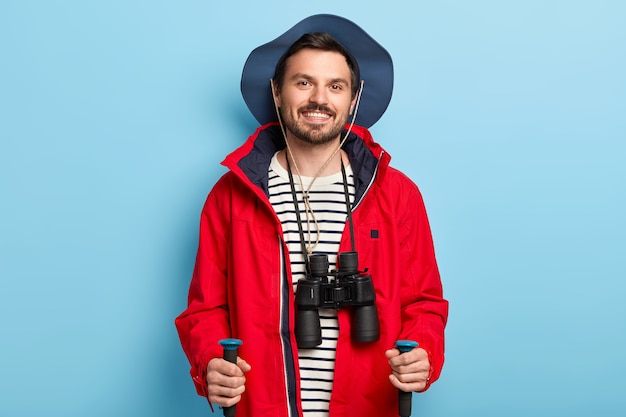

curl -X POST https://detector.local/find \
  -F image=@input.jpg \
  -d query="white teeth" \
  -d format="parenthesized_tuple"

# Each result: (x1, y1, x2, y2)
(303, 112, 330, 119)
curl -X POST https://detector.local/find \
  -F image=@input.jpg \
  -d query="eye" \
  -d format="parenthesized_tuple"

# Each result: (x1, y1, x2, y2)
(330, 84, 342, 90)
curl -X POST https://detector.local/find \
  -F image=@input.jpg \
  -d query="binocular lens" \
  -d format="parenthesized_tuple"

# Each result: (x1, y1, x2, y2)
(295, 309, 322, 348)
(338, 251, 358, 273)
(309, 254, 329, 276)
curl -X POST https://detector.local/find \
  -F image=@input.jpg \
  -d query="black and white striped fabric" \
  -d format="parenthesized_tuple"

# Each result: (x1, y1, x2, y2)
(268, 152, 355, 417)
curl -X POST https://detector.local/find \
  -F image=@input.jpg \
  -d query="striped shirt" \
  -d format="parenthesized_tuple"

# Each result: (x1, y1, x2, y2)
(268, 152, 355, 417)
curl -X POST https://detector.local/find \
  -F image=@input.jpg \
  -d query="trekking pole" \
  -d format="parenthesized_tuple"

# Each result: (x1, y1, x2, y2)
(395, 340, 419, 417)
(218, 338, 243, 417)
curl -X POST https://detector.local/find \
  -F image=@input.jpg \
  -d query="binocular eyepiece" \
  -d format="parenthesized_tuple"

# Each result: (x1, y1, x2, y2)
(294, 251, 380, 348)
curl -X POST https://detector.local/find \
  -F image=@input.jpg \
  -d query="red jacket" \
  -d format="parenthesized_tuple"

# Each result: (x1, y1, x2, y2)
(175, 123, 448, 417)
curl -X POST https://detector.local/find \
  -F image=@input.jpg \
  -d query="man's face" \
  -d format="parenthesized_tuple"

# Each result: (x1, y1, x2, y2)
(274, 49, 357, 146)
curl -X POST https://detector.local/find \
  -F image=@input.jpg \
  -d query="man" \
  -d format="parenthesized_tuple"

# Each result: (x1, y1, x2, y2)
(175, 14, 448, 417)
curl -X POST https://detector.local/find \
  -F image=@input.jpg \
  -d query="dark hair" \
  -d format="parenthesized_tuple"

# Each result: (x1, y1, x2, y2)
(273, 32, 361, 97)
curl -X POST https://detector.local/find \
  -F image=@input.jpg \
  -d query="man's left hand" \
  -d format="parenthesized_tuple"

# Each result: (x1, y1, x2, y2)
(385, 347, 430, 392)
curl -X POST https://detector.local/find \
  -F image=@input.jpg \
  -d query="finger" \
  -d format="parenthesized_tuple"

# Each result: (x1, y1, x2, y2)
(237, 357, 252, 372)
(208, 391, 243, 408)
(391, 368, 429, 384)
(385, 348, 400, 360)
(207, 376, 247, 407)
(208, 379, 246, 397)
(207, 368, 247, 388)
(388, 349, 429, 370)
(209, 358, 245, 377)
(389, 373, 429, 392)
(391, 348, 427, 365)
(390, 359, 430, 375)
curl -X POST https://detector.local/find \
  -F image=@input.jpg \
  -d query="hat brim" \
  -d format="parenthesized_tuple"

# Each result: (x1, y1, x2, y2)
(240, 14, 393, 128)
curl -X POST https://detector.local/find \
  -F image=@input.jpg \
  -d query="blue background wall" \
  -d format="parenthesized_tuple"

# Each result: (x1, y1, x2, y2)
(1, 1, 624, 416)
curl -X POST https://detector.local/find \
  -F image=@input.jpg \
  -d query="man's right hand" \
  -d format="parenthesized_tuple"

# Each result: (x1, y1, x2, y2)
(206, 357, 252, 407)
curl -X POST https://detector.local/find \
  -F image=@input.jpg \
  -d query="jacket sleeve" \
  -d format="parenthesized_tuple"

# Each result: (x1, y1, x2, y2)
(397, 178, 448, 391)
(175, 175, 234, 397)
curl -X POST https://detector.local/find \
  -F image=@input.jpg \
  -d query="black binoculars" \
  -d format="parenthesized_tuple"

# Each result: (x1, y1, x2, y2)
(294, 251, 380, 348)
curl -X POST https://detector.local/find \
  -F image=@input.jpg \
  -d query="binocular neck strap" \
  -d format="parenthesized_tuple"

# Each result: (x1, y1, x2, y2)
(286, 155, 311, 275)
(285, 156, 356, 274)
(340, 159, 356, 253)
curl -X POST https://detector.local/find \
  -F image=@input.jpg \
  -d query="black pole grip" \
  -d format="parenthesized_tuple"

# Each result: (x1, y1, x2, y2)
(223, 348, 238, 364)
(399, 389, 412, 417)
(219, 339, 243, 417)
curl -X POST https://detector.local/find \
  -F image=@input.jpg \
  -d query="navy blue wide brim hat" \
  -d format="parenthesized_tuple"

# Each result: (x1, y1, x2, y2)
(241, 14, 394, 129)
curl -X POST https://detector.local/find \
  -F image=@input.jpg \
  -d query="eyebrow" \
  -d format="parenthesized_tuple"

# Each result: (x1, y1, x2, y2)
(290, 73, 350, 86)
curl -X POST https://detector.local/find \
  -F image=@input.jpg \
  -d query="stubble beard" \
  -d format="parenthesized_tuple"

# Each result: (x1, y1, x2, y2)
(281, 105, 347, 146)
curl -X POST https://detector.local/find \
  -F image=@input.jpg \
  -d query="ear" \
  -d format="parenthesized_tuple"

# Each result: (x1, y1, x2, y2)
(349, 95, 357, 115)
(350, 80, 364, 114)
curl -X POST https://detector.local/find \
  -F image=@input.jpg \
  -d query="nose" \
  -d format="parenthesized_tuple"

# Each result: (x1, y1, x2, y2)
(309, 86, 329, 105)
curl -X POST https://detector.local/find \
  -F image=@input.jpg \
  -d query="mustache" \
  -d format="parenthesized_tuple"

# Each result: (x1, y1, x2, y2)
(299, 104, 335, 116)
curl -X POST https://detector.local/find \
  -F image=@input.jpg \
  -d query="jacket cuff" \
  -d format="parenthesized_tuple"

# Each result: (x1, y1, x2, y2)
(417, 347, 439, 393)
(191, 364, 215, 412)
(192, 369, 208, 397)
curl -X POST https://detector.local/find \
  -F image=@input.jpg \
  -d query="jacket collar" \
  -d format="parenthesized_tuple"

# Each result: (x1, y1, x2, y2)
(222, 123, 390, 207)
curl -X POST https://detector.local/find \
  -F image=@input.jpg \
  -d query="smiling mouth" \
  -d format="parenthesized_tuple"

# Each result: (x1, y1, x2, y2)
(300, 105, 335, 123)
(302, 111, 331, 120)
